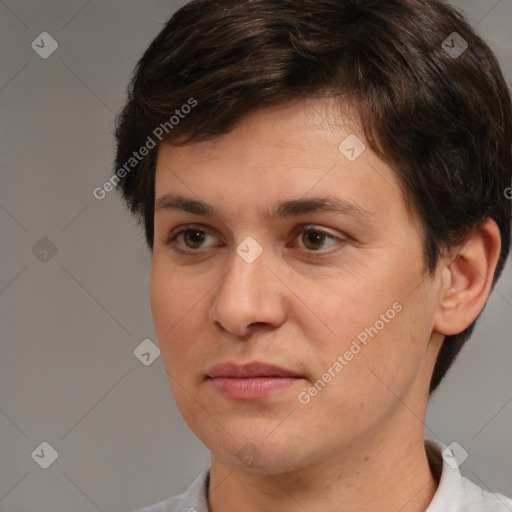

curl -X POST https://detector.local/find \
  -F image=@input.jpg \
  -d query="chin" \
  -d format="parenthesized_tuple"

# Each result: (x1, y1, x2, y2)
(205, 429, 315, 474)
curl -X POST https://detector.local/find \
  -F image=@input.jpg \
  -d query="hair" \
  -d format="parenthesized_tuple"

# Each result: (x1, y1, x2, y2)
(114, 0, 512, 394)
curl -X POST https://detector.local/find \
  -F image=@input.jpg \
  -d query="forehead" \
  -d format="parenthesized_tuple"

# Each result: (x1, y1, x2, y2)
(159, 98, 359, 164)
(153, 98, 413, 227)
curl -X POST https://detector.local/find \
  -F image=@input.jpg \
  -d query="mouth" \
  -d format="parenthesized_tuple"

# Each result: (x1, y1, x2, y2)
(207, 361, 304, 399)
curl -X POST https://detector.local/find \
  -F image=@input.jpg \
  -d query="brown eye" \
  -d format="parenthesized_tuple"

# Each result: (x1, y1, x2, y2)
(301, 230, 328, 251)
(294, 226, 341, 252)
(182, 230, 207, 249)
(166, 225, 220, 252)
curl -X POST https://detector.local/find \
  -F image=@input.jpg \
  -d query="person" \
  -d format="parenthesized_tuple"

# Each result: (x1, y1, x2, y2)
(113, 0, 512, 510)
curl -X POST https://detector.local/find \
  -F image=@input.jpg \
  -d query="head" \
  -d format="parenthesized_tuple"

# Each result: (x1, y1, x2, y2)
(114, 0, 511, 471)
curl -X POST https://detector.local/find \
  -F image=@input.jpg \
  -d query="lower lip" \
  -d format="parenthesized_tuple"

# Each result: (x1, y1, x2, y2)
(208, 377, 301, 399)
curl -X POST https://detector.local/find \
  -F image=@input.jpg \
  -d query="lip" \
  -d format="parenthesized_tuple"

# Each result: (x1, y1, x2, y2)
(207, 362, 303, 399)
(207, 361, 301, 378)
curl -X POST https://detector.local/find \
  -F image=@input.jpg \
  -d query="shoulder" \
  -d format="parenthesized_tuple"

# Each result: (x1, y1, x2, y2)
(425, 439, 512, 512)
(459, 475, 512, 511)
(133, 495, 183, 512)
(130, 468, 211, 512)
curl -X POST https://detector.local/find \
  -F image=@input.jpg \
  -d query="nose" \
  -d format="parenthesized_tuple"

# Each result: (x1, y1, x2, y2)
(208, 245, 287, 338)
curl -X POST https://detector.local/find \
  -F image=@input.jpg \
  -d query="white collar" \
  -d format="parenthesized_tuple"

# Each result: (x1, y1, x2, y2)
(134, 439, 512, 511)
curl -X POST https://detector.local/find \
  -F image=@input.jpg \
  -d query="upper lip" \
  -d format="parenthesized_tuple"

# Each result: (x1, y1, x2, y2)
(207, 362, 302, 378)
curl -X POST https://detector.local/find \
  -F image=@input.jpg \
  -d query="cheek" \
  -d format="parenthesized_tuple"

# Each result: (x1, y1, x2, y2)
(291, 253, 431, 396)
(150, 257, 202, 333)
(149, 262, 175, 339)
(149, 260, 203, 366)
(291, 268, 400, 350)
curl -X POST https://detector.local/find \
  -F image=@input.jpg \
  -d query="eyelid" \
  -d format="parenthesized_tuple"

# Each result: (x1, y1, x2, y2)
(289, 224, 345, 252)
(169, 223, 215, 238)
(165, 223, 222, 254)
(291, 224, 342, 239)
(165, 223, 346, 254)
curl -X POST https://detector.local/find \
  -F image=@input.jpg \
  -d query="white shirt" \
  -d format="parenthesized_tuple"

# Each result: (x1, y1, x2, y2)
(132, 440, 512, 511)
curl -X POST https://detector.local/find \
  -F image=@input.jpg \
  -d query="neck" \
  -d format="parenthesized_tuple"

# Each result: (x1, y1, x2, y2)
(208, 424, 438, 512)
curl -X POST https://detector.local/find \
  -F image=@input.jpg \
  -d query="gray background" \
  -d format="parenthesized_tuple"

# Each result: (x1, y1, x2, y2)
(0, 1, 511, 511)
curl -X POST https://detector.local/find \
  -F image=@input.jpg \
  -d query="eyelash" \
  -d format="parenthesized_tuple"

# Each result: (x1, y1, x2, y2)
(165, 224, 344, 256)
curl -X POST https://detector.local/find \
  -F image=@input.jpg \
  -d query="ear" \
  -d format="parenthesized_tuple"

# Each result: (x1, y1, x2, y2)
(433, 219, 502, 336)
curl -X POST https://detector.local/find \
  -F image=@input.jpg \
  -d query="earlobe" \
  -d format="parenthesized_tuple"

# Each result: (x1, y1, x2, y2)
(433, 219, 502, 336)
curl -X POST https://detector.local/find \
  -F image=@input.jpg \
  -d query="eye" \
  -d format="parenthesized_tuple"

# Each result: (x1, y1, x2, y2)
(166, 225, 221, 252)
(291, 226, 343, 252)
(165, 224, 344, 255)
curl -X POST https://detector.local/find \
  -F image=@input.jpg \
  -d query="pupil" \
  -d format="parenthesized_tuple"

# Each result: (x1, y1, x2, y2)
(305, 232, 324, 249)
(186, 231, 205, 247)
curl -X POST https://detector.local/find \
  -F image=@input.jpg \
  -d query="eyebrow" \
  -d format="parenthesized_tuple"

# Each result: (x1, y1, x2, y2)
(155, 193, 375, 222)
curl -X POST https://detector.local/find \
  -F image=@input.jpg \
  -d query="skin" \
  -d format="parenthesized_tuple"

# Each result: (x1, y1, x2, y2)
(149, 98, 501, 512)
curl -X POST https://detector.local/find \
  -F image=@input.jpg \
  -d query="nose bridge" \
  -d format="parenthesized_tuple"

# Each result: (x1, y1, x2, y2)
(209, 241, 285, 336)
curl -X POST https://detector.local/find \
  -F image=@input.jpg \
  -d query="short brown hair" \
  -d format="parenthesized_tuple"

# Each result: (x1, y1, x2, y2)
(114, 0, 512, 393)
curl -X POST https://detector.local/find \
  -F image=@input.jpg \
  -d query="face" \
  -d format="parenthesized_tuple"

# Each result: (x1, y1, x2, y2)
(150, 99, 442, 473)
